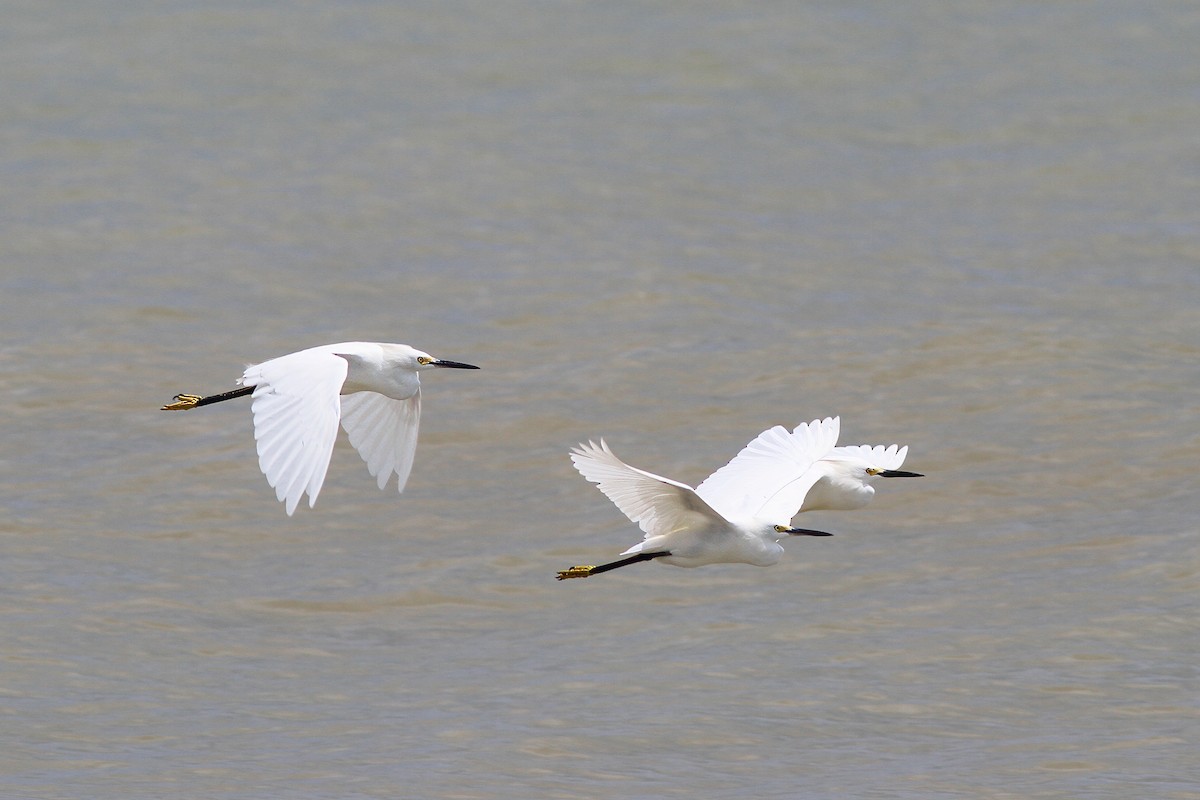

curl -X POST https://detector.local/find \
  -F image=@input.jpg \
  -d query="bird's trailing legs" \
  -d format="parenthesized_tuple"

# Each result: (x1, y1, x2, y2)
(556, 527, 835, 580)
(556, 551, 672, 580)
(161, 385, 254, 411)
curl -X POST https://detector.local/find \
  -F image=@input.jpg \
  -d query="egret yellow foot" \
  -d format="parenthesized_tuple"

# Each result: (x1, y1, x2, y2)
(161, 393, 202, 411)
(556, 565, 596, 580)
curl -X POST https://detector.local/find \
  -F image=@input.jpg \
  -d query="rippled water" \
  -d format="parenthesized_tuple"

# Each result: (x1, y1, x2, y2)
(2, 2, 1198, 798)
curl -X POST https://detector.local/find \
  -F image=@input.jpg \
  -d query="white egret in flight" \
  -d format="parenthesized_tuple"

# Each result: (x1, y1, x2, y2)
(162, 342, 479, 515)
(695, 419, 923, 516)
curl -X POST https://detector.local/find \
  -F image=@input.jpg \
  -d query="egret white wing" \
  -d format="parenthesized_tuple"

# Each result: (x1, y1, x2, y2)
(339, 389, 422, 494)
(696, 417, 841, 521)
(830, 444, 909, 471)
(571, 440, 729, 539)
(242, 349, 348, 515)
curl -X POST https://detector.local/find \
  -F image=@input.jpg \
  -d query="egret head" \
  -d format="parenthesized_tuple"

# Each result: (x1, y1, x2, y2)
(410, 348, 480, 372)
(771, 524, 834, 540)
(864, 465, 924, 480)
(826, 456, 923, 488)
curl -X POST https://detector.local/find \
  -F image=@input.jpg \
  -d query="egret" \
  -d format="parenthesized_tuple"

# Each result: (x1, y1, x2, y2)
(161, 342, 479, 515)
(796, 444, 923, 511)
(695, 417, 923, 516)
(555, 418, 841, 580)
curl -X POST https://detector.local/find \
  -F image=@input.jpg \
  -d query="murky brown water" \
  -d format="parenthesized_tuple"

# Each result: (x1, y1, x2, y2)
(2, 2, 1198, 798)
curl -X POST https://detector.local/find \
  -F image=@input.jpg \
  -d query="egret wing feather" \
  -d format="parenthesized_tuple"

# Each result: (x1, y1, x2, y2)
(696, 417, 841, 521)
(242, 349, 348, 515)
(339, 389, 422, 493)
(830, 444, 909, 471)
(570, 440, 728, 539)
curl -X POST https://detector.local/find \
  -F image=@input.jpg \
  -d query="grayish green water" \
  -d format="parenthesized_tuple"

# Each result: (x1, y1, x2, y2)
(2, 2, 1198, 798)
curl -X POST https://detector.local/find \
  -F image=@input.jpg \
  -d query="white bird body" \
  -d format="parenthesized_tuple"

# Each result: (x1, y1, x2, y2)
(163, 341, 478, 515)
(629, 518, 789, 568)
(558, 417, 922, 579)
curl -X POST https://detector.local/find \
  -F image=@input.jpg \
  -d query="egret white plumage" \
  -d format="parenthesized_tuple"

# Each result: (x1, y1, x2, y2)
(695, 417, 923, 516)
(557, 416, 922, 580)
(162, 342, 479, 515)
(795, 443, 923, 512)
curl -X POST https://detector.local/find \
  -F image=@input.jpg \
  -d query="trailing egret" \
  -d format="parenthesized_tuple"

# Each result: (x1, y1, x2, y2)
(556, 418, 841, 580)
(162, 342, 478, 515)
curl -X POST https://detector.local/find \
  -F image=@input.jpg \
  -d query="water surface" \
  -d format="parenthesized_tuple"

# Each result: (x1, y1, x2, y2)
(2, 2, 1198, 798)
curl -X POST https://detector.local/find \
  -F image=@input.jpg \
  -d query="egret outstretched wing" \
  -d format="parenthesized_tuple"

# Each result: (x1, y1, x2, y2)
(340, 389, 422, 494)
(695, 417, 841, 521)
(242, 349, 348, 515)
(570, 440, 728, 540)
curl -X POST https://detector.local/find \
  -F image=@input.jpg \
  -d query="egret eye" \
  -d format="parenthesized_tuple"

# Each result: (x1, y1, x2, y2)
(865, 467, 881, 476)
(774, 525, 789, 533)
(417, 356, 433, 365)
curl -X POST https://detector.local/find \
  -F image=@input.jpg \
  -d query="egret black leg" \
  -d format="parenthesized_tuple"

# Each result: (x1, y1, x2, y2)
(161, 385, 254, 411)
(556, 551, 671, 580)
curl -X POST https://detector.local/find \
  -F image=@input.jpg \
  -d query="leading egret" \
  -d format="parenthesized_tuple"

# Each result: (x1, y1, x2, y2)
(161, 342, 479, 515)
(556, 418, 841, 580)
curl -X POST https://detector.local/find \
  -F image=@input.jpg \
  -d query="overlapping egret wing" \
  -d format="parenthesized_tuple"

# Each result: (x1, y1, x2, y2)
(829, 443, 910, 470)
(339, 389, 422, 494)
(242, 349, 348, 515)
(570, 440, 728, 539)
(696, 417, 841, 521)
